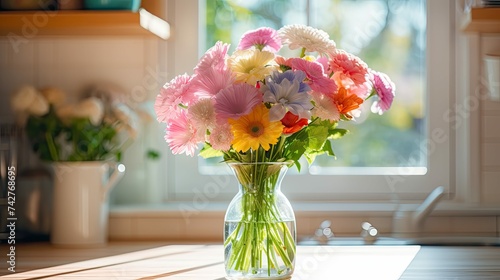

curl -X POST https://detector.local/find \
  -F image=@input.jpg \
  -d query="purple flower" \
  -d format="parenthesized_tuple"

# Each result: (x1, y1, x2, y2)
(261, 70, 313, 121)
(268, 70, 310, 93)
(214, 83, 263, 123)
(237, 27, 282, 53)
(190, 67, 235, 98)
(371, 71, 395, 114)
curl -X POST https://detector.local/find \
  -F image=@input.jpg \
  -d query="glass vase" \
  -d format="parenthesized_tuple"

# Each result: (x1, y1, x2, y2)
(224, 162, 296, 279)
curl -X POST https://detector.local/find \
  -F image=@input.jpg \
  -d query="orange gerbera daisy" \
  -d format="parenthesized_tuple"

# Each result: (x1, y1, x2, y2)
(333, 87, 364, 118)
(228, 104, 283, 152)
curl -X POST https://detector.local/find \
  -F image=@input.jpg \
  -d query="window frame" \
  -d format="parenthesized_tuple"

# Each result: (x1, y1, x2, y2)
(156, 0, 460, 203)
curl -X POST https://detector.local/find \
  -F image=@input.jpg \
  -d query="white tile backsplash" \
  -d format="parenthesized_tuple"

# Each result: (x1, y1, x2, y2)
(1, 68, 36, 93)
(0, 36, 155, 106)
(54, 37, 145, 68)
(483, 98, 500, 111)
(36, 39, 55, 66)
(7, 39, 35, 68)
(143, 38, 158, 66)
(36, 64, 58, 88)
(482, 172, 500, 204)
(52, 66, 145, 93)
(482, 143, 500, 167)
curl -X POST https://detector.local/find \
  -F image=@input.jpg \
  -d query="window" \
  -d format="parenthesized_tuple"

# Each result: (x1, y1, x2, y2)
(160, 0, 455, 203)
(203, 0, 426, 173)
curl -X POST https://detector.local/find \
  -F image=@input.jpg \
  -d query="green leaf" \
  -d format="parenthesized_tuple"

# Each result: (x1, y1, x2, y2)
(328, 128, 349, 140)
(305, 123, 329, 150)
(146, 149, 161, 160)
(199, 144, 224, 158)
(322, 139, 336, 157)
(293, 159, 302, 172)
(116, 151, 123, 162)
(283, 139, 306, 162)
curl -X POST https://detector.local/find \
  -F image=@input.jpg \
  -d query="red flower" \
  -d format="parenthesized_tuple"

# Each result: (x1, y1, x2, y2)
(281, 111, 308, 134)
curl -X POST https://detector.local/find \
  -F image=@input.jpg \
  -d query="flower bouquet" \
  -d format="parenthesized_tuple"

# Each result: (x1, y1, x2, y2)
(154, 24, 394, 278)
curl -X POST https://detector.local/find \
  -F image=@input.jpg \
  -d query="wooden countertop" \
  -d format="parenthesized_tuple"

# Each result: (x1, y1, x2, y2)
(0, 242, 499, 279)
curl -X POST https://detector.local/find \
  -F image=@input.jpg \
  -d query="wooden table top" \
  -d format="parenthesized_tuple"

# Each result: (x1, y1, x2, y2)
(1, 242, 500, 279)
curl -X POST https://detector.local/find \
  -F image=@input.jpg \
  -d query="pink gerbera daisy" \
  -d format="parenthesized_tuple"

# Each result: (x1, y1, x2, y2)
(194, 41, 230, 74)
(237, 27, 282, 53)
(188, 98, 217, 131)
(315, 56, 330, 73)
(214, 83, 263, 123)
(329, 49, 370, 90)
(290, 58, 337, 94)
(155, 74, 195, 123)
(371, 71, 395, 114)
(208, 123, 233, 151)
(165, 111, 200, 156)
(190, 67, 235, 98)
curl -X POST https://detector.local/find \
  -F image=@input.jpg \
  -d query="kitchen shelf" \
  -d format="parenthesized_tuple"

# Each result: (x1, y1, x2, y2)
(0, 0, 165, 38)
(462, 7, 500, 33)
(0, 10, 152, 37)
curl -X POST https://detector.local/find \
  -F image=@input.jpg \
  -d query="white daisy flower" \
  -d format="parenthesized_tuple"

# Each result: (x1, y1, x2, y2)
(40, 87, 66, 107)
(11, 85, 49, 117)
(75, 97, 104, 126)
(279, 24, 336, 55)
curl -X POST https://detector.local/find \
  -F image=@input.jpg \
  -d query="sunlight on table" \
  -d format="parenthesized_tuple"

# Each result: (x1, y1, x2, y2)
(0, 245, 420, 279)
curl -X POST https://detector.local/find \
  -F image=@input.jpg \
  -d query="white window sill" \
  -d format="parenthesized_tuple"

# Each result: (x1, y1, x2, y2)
(108, 202, 500, 241)
(110, 201, 500, 215)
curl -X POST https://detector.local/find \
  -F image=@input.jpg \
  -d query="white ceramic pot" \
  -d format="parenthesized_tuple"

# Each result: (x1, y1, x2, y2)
(50, 161, 125, 246)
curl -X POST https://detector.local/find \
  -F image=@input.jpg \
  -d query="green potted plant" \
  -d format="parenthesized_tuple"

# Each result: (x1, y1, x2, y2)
(11, 84, 149, 246)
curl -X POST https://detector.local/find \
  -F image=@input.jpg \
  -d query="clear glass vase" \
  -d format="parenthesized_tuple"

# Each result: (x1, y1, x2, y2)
(224, 162, 296, 280)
